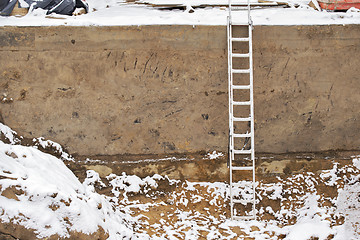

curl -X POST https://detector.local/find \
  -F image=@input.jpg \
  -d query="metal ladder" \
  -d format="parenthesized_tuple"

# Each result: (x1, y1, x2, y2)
(227, 0, 256, 220)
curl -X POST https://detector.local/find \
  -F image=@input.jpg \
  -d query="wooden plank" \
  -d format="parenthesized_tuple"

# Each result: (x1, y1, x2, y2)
(135, 0, 286, 8)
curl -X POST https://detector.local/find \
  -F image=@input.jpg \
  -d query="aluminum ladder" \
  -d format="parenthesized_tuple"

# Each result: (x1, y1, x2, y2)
(227, 0, 256, 220)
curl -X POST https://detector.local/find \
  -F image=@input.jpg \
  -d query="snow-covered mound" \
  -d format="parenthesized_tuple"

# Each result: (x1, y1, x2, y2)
(0, 0, 360, 26)
(0, 123, 136, 239)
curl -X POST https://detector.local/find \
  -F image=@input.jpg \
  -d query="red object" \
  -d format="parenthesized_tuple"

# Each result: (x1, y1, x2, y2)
(317, 0, 360, 10)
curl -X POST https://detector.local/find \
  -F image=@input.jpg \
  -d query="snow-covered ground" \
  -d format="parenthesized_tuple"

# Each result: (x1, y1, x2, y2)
(1, 122, 360, 239)
(0, 0, 360, 26)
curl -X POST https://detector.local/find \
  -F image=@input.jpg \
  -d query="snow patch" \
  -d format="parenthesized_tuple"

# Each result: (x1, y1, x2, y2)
(352, 157, 360, 170)
(206, 151, 224, 159)
(0, 123, 21, 144)
(33, 137, 73, 161)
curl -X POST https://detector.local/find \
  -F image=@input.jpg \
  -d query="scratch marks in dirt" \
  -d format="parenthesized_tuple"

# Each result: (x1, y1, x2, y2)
(165, 109, 183, 118)
(281, 57, 290, 77)
(143, 53, 154, 74)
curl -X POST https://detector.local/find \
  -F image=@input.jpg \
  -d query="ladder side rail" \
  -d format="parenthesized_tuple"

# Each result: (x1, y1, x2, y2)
(227, 18, 232, 152)
(228, 0, 232, 24)
(247, 0, 250, 24)
(248, 24, 256, 219)
(227, 16, 235, 220)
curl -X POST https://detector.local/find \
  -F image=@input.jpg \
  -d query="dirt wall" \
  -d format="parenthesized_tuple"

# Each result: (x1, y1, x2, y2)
(0, 25, 359, 155)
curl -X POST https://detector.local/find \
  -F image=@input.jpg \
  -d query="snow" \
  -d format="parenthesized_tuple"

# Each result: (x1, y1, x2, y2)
(206, 150, 224, 159)
(0, 131, 136, 239)
(107, 173, 162, 195)
(33, 137, 73, 161)
(285, 221, 333, 240)
(1, 122, 360, 239)
(284, 194, 334, 240)
(353, 157, 360, 170)
(0, 123, 21, 144)
(0, 141, 86, 237)
(0, 0, 360, 26)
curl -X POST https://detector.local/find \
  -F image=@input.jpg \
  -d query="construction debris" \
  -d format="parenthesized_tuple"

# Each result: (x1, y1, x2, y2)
(0, 0, 89, 16)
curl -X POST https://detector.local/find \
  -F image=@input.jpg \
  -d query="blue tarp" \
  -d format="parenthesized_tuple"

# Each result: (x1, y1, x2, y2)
(0, 0, 88, 16)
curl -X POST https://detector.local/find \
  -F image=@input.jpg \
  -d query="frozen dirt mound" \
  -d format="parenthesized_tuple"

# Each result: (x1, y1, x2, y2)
(0, 123, 138, 239)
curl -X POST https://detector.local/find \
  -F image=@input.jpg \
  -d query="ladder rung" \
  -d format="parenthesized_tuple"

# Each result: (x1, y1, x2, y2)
(232, 37, 249, 42)
(233, 85, 250, 90)
(232, 166, 253, 171)
(233, 101, 251, 106)
(232, 215, 255, 221)
(233, 133, 251, 138)
(230, 6, 248, 10)
(231, 22, 249, 25)
(231, 182, 254, 189)
(233, 149, 252, 154)
(232, 69, 250, 74)
(233, 117, 251, 122)
(232, 53, 250, 58)
(233, 198, 254, 204)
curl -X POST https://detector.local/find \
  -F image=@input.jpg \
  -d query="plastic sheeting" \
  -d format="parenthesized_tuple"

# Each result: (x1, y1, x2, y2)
(0, 0, 88, 16)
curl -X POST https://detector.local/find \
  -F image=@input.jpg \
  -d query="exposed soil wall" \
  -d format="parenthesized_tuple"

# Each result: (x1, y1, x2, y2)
(253, 25, 360, 153)
(0, 25, 359, 155)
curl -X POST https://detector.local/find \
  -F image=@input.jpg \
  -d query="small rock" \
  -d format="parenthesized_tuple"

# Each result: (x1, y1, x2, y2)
(250, 225, 260, 231)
